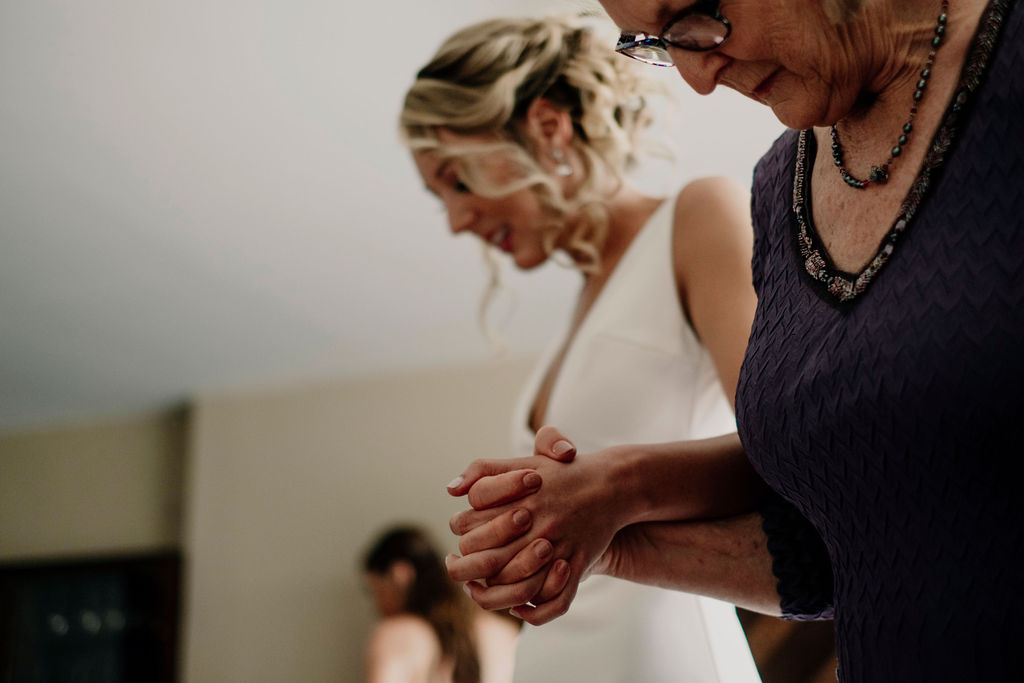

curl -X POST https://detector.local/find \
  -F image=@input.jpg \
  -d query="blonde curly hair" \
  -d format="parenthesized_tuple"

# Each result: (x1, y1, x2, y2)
(400, 15, 666, 274)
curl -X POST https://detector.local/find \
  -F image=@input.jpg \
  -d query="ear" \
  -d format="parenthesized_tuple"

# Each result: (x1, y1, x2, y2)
(522, 98, 574, 152)
(389, 560, 416, 591)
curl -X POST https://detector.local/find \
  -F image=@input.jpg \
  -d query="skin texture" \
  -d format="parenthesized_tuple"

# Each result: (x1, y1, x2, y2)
(446, 0, 990, 626)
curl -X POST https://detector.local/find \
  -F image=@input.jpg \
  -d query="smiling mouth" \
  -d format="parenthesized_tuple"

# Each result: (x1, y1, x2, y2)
(489, 226, 512, 252)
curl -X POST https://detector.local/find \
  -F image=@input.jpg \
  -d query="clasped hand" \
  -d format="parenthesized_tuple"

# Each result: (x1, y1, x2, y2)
(445, 426, 626, 625)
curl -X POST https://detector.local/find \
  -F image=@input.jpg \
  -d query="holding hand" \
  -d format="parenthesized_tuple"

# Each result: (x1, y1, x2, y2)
(445, 427, 763, 624)
(446, 426, 629, 624)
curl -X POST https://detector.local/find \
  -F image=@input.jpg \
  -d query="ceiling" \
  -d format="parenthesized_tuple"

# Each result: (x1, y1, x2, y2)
(0, 0, 782, 433)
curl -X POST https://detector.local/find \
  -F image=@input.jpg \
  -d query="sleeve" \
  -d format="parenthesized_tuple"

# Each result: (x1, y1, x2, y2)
(759, 488, 835, 620)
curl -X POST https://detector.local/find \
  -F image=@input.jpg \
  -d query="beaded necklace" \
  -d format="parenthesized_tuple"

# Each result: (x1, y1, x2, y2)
(830, 0, 950, 189)
(792, 0, 1010, 303)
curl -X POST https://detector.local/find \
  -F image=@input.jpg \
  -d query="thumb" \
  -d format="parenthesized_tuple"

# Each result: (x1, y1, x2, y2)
(534, 425, 576, 462)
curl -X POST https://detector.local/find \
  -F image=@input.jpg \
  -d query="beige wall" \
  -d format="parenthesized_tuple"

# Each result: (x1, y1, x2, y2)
(0, 410, 186, 561)
(181, 357, 534, 683)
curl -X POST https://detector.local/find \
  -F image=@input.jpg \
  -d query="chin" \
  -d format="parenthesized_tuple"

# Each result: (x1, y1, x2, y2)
(512, 251, 548, 271)
(769, 105, 819, 130)
(771, 95, 852, 130)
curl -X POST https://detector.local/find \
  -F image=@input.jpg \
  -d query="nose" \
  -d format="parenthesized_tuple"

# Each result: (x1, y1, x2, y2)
(670, 49, 727, 96)
(445, 198, 477, 236)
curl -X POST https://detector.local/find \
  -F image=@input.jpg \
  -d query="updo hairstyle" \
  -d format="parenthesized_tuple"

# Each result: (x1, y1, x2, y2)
(400, 15, 664, 271)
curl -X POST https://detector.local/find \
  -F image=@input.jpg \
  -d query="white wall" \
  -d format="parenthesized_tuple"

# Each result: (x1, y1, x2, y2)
(181, 357, 535, 683)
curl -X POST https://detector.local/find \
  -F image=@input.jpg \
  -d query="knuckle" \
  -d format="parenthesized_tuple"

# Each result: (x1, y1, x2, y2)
(467, 488, 487, 510)
(510, 582, 537, 605)
(475, 591, 503, 611)
(480, 554, 504, 577)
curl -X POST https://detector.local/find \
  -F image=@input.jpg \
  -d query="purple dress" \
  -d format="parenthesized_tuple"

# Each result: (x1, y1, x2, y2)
(735, 1, 1024, 680)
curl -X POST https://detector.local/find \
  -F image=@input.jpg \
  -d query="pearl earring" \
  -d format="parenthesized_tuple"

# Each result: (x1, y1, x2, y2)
(551, 149, 573, 177)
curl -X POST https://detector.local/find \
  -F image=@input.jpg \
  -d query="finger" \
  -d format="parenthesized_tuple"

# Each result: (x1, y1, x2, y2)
(509, 576, 578, 625)
(445, 536, 533, 582)
(446, 457, 534, 496)
(488, 538, 554, 585)
(459, 508, 534, 555)
(467, 470, 542, 510)
(534, 425, 576, 462)
(464, 571, 547, 611)
(532, 558, 571, 603)
(450, 506, 504, 536)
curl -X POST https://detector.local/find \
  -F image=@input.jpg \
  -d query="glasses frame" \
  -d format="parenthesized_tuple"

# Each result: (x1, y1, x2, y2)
(615, 0, 731, 67)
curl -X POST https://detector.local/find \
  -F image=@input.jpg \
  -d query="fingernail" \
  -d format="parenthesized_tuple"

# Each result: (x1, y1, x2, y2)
(533, 539, 552, 559)
(523, 472, 542, 488)
(509, 608, 523, 619)
(463, 583, 472, 597)
(445, 553, 458, 568)
(446, 476, 464, 490)
(513, 509, 530, 527)
(552, 440, 575, 457)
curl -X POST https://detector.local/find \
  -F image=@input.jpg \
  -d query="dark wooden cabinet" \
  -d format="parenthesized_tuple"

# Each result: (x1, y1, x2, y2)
(0, 553, 181, 683)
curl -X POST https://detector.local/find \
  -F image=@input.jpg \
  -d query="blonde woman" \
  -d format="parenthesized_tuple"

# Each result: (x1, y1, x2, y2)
(402, 16, 761, 683)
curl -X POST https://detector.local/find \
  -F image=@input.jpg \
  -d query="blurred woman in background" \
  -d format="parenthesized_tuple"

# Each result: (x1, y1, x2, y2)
(363, 525, 519, 683)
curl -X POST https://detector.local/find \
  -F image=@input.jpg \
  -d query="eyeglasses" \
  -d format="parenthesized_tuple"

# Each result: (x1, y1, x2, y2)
(615, 0, 731, 67)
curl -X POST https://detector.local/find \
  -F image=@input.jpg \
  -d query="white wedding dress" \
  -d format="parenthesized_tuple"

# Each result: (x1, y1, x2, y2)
(509, 196, 762, 683)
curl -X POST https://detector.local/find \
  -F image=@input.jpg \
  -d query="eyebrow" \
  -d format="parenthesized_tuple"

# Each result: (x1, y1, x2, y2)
(621, 1, 696, 34)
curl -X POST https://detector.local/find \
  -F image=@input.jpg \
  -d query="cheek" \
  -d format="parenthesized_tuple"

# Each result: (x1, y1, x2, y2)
(498, 193, 543, 225)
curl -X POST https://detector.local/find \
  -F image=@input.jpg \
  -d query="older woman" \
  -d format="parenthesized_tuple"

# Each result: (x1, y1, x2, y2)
(444, 1, 1024, 681)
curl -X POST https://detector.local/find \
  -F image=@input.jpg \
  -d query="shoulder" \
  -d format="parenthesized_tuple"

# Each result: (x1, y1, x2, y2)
(366, 615, 439, 669)
(670, 176, 752, 258)
(673, 176, 749, 222)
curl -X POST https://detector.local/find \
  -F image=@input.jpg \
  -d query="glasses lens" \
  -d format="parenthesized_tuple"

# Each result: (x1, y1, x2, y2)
(615, 36, 673, 67)
(663, 15, 729, 50)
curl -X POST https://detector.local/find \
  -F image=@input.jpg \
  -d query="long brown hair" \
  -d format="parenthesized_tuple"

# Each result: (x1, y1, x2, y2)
(363, 526, 480, 683)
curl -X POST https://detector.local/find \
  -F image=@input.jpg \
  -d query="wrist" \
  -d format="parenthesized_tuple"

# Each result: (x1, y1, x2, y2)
(601, 444, 658, 529)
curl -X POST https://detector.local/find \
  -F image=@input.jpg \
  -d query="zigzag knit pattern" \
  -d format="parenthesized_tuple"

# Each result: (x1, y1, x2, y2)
(736, 1, 1023, 680)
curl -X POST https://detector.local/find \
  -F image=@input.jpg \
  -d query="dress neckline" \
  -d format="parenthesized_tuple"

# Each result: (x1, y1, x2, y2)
(522, 195, 674, 436)
(791, 0, 1012, 306)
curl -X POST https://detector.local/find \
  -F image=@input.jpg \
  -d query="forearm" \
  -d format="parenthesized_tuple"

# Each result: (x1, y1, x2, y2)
(608, 432, 767, 528)
(598, 513, 783, 616)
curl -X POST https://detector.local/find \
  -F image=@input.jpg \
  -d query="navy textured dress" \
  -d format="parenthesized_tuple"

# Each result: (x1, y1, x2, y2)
(735, 1, 1024, 680)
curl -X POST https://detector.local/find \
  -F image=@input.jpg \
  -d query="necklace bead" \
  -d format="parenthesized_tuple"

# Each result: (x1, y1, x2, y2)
(829, 0, 949, 190)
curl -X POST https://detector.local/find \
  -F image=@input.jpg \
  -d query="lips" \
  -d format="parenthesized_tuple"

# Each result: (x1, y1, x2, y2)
(753, 68, 782, 101)
(488, 226, 512, 253)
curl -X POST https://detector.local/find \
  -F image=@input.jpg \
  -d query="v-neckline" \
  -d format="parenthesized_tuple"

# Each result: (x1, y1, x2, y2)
(524, 196, 673, 435)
